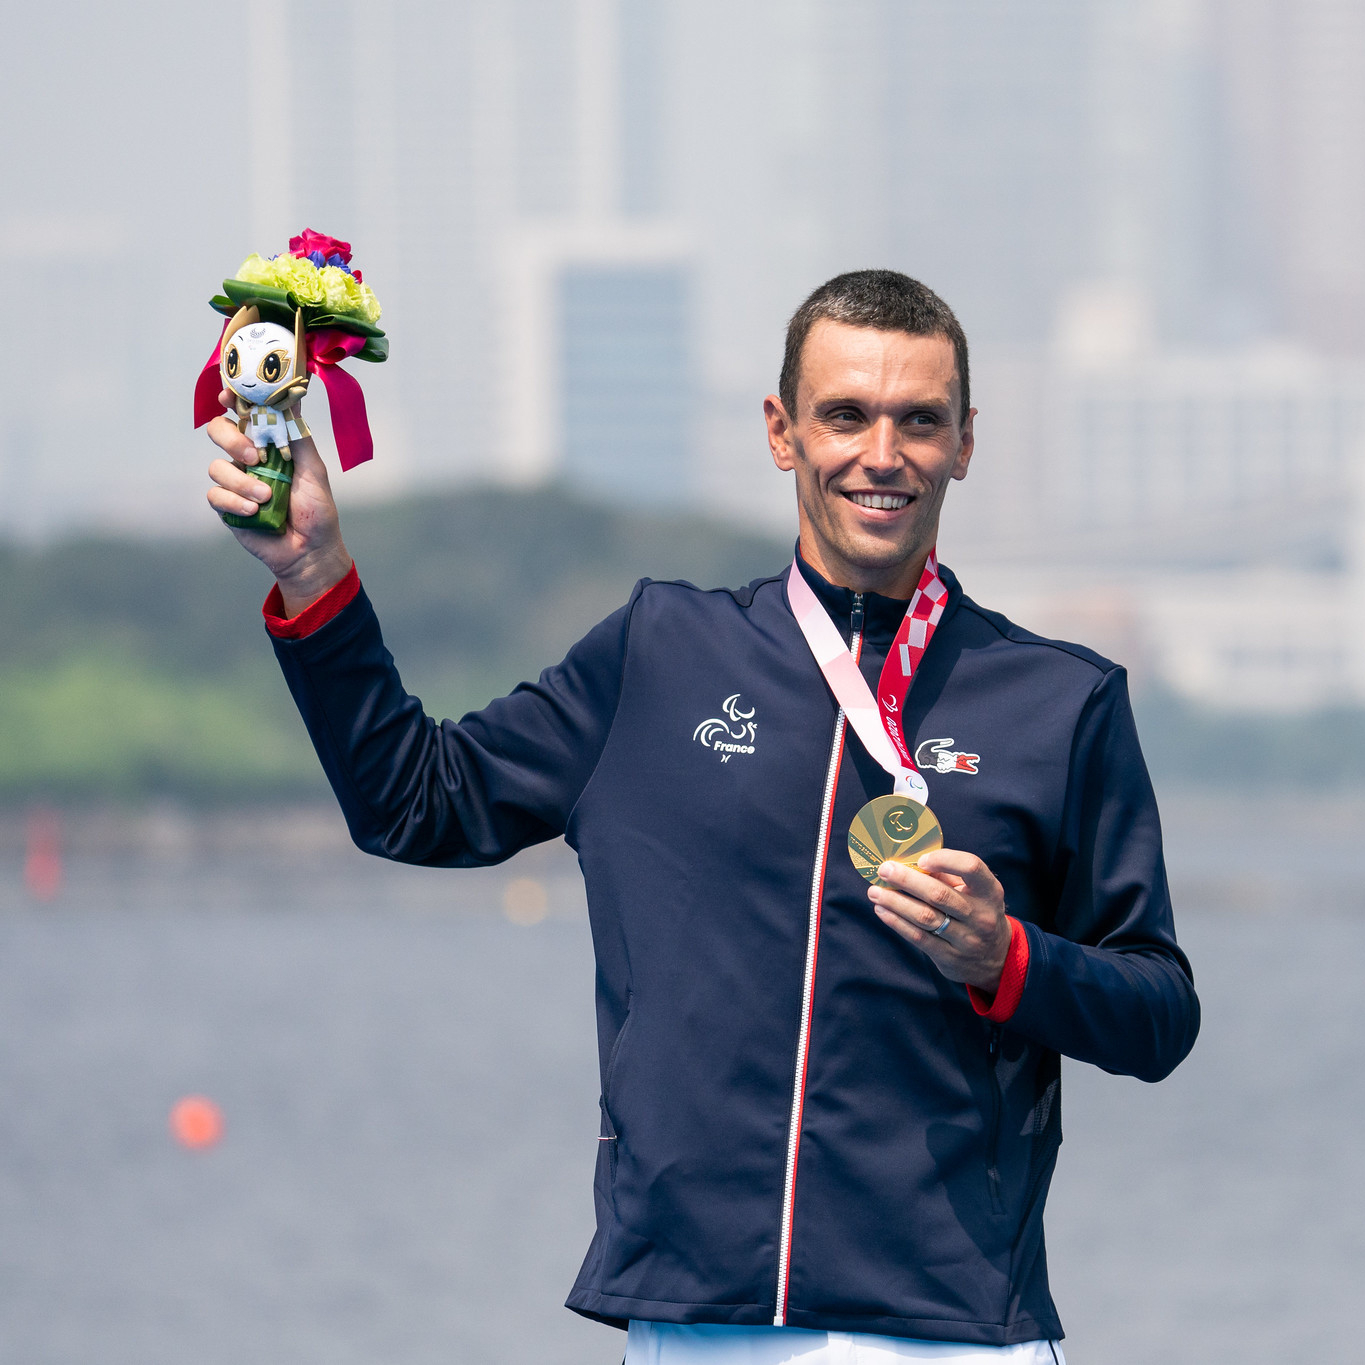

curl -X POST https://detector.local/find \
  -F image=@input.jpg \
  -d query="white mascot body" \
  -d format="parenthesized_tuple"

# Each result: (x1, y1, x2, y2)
(220, 310, 311, 459)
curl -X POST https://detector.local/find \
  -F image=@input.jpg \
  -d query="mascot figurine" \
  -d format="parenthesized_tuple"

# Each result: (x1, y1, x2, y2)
(193, 229, 388, 535)
(218, 306, 310, 532)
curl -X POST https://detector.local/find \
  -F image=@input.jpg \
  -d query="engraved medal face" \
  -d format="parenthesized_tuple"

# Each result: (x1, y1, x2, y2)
(848, 795, 943, 886)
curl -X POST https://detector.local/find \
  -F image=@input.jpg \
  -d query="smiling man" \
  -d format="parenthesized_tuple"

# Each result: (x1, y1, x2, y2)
(767, 285, 974, 601)
(207, 269, 1199, 1364)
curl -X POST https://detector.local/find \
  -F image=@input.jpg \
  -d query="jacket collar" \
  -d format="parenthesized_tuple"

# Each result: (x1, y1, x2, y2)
(792, 544, 958, 649)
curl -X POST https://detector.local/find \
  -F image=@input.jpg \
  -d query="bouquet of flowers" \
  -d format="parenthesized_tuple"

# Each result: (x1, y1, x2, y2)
(211, 228, 387, 358)
(193, 229, 389, 533)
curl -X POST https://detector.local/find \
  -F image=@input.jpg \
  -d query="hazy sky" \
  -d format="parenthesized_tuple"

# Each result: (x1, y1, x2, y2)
(2, 0, 1362, 547)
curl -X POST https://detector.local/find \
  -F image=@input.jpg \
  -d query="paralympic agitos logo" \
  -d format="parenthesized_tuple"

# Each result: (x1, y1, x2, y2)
(693, 693, 757, 763)
(882, 803, 924, 840)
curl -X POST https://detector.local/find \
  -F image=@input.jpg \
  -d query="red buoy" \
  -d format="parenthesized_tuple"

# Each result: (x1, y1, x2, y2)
(170, 1096, 224, 1149)
(23, 807, 62, 903)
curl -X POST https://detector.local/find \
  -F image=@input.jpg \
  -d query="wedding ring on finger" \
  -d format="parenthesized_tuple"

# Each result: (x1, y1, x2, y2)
(931, 912, 952, 938)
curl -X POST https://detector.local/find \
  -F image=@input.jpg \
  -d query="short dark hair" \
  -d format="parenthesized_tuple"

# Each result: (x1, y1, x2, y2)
(779, 270, 970, 423)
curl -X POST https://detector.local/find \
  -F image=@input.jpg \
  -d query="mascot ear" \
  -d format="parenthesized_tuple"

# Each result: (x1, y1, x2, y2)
(292, 307, 307, 383)
(222, 304, 260, 349)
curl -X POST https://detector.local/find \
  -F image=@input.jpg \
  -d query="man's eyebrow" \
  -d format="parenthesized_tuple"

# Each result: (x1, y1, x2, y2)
(813, 394, 954, 414)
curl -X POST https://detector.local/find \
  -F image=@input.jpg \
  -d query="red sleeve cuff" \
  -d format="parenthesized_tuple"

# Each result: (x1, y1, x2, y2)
(967, 916, 1029, 1022)
(263, 562, 360, 639)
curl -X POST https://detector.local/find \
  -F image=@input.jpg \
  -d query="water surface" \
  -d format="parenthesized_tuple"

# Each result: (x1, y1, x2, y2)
(0, 793, 1360, 1363)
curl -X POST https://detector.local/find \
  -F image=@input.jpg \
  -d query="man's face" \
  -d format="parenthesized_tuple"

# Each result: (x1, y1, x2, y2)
(765, 321, 975, 598)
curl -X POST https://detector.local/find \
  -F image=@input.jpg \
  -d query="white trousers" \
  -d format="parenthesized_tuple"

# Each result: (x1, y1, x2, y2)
(625, 1322, 1065, 1365)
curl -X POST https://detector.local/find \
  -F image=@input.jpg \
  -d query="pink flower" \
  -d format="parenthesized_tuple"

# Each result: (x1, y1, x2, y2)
(288, 229, 352, 264)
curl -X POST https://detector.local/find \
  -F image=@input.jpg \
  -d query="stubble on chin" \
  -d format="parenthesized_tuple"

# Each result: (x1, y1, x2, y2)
(811, 511, 910, 582)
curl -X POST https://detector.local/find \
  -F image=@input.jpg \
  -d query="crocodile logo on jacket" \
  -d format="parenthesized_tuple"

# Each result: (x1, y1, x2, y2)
(693, 693, 757, 762)
(914, 736, 981, 774)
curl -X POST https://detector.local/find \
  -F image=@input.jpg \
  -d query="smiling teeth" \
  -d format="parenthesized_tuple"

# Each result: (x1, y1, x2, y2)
(849, 493, 910, 510)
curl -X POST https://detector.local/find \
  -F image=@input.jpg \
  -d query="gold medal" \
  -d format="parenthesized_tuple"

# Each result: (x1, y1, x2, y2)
(847, 795, 943, 887)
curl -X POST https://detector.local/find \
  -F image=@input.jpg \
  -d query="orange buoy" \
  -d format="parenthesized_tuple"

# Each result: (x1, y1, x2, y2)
(502, 876, 549, 925)
(170, 1096, 224, 1149)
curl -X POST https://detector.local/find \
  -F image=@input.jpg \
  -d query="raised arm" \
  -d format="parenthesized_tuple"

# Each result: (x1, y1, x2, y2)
(268, 582, 636, 868)
(207, 398, 634, 866)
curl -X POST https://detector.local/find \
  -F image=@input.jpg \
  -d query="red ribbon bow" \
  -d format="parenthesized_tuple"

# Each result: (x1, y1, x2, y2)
(193, 324, 374, 470)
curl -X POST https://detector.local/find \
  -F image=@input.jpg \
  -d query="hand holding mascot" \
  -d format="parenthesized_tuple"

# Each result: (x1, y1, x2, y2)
(194, 229, 388, 536)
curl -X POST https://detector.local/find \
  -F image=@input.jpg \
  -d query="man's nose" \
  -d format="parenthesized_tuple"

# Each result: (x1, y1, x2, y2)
(864, 416, 901, 471)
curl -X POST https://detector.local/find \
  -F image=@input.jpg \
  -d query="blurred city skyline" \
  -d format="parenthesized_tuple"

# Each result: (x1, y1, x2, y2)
(2, 0, 1365, 708)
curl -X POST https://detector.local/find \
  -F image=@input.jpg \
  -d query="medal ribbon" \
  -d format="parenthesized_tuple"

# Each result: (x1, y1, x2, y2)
(787, 551, 950, 800)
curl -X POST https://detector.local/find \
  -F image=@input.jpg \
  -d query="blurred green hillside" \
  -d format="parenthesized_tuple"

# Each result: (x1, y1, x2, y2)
(2, 485, 1362, 803)
(0, 486, 791, 801)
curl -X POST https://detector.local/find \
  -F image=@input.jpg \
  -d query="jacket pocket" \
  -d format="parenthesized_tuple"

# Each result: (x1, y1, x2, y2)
(985, 1025, 1005, 1215)
(598, 1097, 619, 1184)
(600, 997, 635, 1180)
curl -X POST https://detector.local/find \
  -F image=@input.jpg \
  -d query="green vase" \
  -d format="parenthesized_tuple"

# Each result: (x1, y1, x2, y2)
(221, 443, 292, 535)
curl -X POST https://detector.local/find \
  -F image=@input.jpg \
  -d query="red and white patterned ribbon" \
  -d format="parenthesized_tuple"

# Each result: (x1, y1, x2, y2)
(787, 551, 949, 802)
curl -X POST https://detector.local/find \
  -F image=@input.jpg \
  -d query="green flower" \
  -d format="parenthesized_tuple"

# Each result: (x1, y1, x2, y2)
(222, 244, 384, 336)
(318, 266, 362, 318)
(235, 253, 282, 288)
(315, 265, 383, 324)
(270, 253, 325, 304)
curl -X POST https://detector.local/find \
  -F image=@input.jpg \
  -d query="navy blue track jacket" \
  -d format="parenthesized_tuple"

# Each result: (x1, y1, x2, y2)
(270, 553, 1199, 1347)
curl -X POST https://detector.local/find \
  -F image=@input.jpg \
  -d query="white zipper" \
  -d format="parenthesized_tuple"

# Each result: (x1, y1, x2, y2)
(774, 619, 862, 1324)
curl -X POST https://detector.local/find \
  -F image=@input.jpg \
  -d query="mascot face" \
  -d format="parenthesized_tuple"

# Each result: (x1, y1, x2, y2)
(222, 321, 297, 405)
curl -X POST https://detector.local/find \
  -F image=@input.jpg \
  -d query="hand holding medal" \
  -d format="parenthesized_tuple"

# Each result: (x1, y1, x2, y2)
(789, 552, 1013, 988)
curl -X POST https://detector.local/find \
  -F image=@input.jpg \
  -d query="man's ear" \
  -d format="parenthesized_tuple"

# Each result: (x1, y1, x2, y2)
(765, 395, 798, 471)
(951, 407, 977, 481)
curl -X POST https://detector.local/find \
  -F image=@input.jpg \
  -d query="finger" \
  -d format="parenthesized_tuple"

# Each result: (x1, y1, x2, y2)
(214, 389, 242, 431)
(910, 905, 955, 941)
(207, 482, 270, 520)
(874, 858, 963, 915)
(915, 848, 1000, 901)
(208, 456, 272, 503)
(873, 902, 1009, 994)
(285, 430, 331, 487)
(872, 902, 957, 956)
(207, 416, 258, 465)
(868, 877, 959, 938)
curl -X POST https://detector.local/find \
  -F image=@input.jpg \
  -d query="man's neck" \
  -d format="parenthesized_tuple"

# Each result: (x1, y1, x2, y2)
(797, 536, 930, 600)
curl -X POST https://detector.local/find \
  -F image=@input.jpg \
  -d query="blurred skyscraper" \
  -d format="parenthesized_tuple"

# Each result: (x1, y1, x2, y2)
(3, 1, 1365, 587)
(467, 0, 695, 506)
(1210, 0, 1365, 351)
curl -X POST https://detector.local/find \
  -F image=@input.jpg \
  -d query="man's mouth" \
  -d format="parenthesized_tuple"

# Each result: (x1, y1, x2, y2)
(844, 491, 911, 511)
